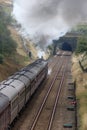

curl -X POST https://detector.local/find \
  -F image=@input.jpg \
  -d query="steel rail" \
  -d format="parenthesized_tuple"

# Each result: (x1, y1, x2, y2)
(48, 55, 61, 71)
(29, 57, 64, 130)
(47, 57, 68, 130)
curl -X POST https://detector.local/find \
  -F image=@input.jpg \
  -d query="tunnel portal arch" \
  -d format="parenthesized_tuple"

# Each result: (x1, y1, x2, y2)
(62, 42, 72, 51)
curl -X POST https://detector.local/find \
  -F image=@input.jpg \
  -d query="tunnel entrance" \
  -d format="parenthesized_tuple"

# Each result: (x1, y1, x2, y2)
(62, 42, 72, 51)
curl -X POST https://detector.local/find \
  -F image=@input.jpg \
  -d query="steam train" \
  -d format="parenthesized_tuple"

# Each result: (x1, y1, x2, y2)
(0, 59, 48, 130)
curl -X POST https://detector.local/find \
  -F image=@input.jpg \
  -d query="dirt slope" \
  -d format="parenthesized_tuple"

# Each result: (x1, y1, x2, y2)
(72, 55, 87, 130)
(0, 0, 49, 81)
(0, 0, 38, 81)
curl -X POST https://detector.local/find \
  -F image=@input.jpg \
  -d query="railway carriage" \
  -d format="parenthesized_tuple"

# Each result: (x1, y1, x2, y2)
(4, 79, 26, 112)
(0, 59, 48, 130)
(0, 84, 18, 123)
(13, 75, 31, 103)
(0, 93, 10, 130)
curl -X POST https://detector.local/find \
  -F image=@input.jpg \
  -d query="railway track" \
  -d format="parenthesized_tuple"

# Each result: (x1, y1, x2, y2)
(29, 57, 67, 130)
(51, 55, 75, 130)
(47, 59, 67, 130)
(48, 55, 62, 70)
(11, 52, 75, 130)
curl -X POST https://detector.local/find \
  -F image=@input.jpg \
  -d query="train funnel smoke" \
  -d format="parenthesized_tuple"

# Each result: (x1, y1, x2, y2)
(48, 68, 52, 75)
(12, 0, 87, 48)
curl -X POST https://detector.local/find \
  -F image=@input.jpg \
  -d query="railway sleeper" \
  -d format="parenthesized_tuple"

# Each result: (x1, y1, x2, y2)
(67, 96, 75, 100)
(63, 123, 73, 128)
(68, 88, 75, 91)
(67, 106, 75, 111)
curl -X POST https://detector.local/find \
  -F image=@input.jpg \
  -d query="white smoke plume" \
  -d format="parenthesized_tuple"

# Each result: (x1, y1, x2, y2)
(37, 49, 45, 58)
(12, 0, 87, 49)
(48, 68, 52, 75)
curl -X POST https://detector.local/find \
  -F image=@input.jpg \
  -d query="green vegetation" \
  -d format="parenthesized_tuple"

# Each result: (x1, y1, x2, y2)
(0, 6, 17, 63)
(47, 44, 54, 55)
(76, 37, 87, 54)
(72, 24, 87, 54)
(72, 24, 87, 35)
(76, 24, 87, 35)
(0, 54, 4, 64)
(72, 24, 87, 130)
(72, 57, 87, 130)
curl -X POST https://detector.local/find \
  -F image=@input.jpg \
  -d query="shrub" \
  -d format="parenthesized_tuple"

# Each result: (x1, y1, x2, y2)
(0, 54, 4, 64)
(0, 6, 17, 56)
(75, 37, 87, 54)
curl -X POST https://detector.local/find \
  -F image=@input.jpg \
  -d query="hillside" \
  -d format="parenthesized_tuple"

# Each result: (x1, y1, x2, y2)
(0, 0, 50, 82)
(72, 54, 87, 130)
(0, 0, 38, 81)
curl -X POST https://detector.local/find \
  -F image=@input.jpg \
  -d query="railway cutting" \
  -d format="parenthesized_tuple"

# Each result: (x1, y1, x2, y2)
(0, 51, 76, 130)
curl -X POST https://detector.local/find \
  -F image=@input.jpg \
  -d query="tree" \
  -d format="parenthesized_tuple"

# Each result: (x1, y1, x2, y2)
(76, 37, 87, 54)
(0, 6, 17, 59)
(0, 54, 4, 64)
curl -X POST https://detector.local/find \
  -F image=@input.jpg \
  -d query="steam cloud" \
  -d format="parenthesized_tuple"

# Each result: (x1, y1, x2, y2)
(12, 0, 87, 49)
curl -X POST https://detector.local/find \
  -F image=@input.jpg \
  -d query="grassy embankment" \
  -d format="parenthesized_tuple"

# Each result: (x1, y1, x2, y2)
(72, 54, 87, 130)
(0, 0, 49, 81)
(0, 26, 38, 81)
(0, 0, 38, 81)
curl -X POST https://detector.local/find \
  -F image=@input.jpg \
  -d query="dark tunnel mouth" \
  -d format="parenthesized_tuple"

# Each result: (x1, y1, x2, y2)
(62, 42, 72, 51)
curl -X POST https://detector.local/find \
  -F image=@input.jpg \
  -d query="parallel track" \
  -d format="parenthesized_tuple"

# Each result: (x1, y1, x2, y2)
(29, 57, 67, 130)
(47, 57, 67, 130)
(11, 52, 74, 130)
